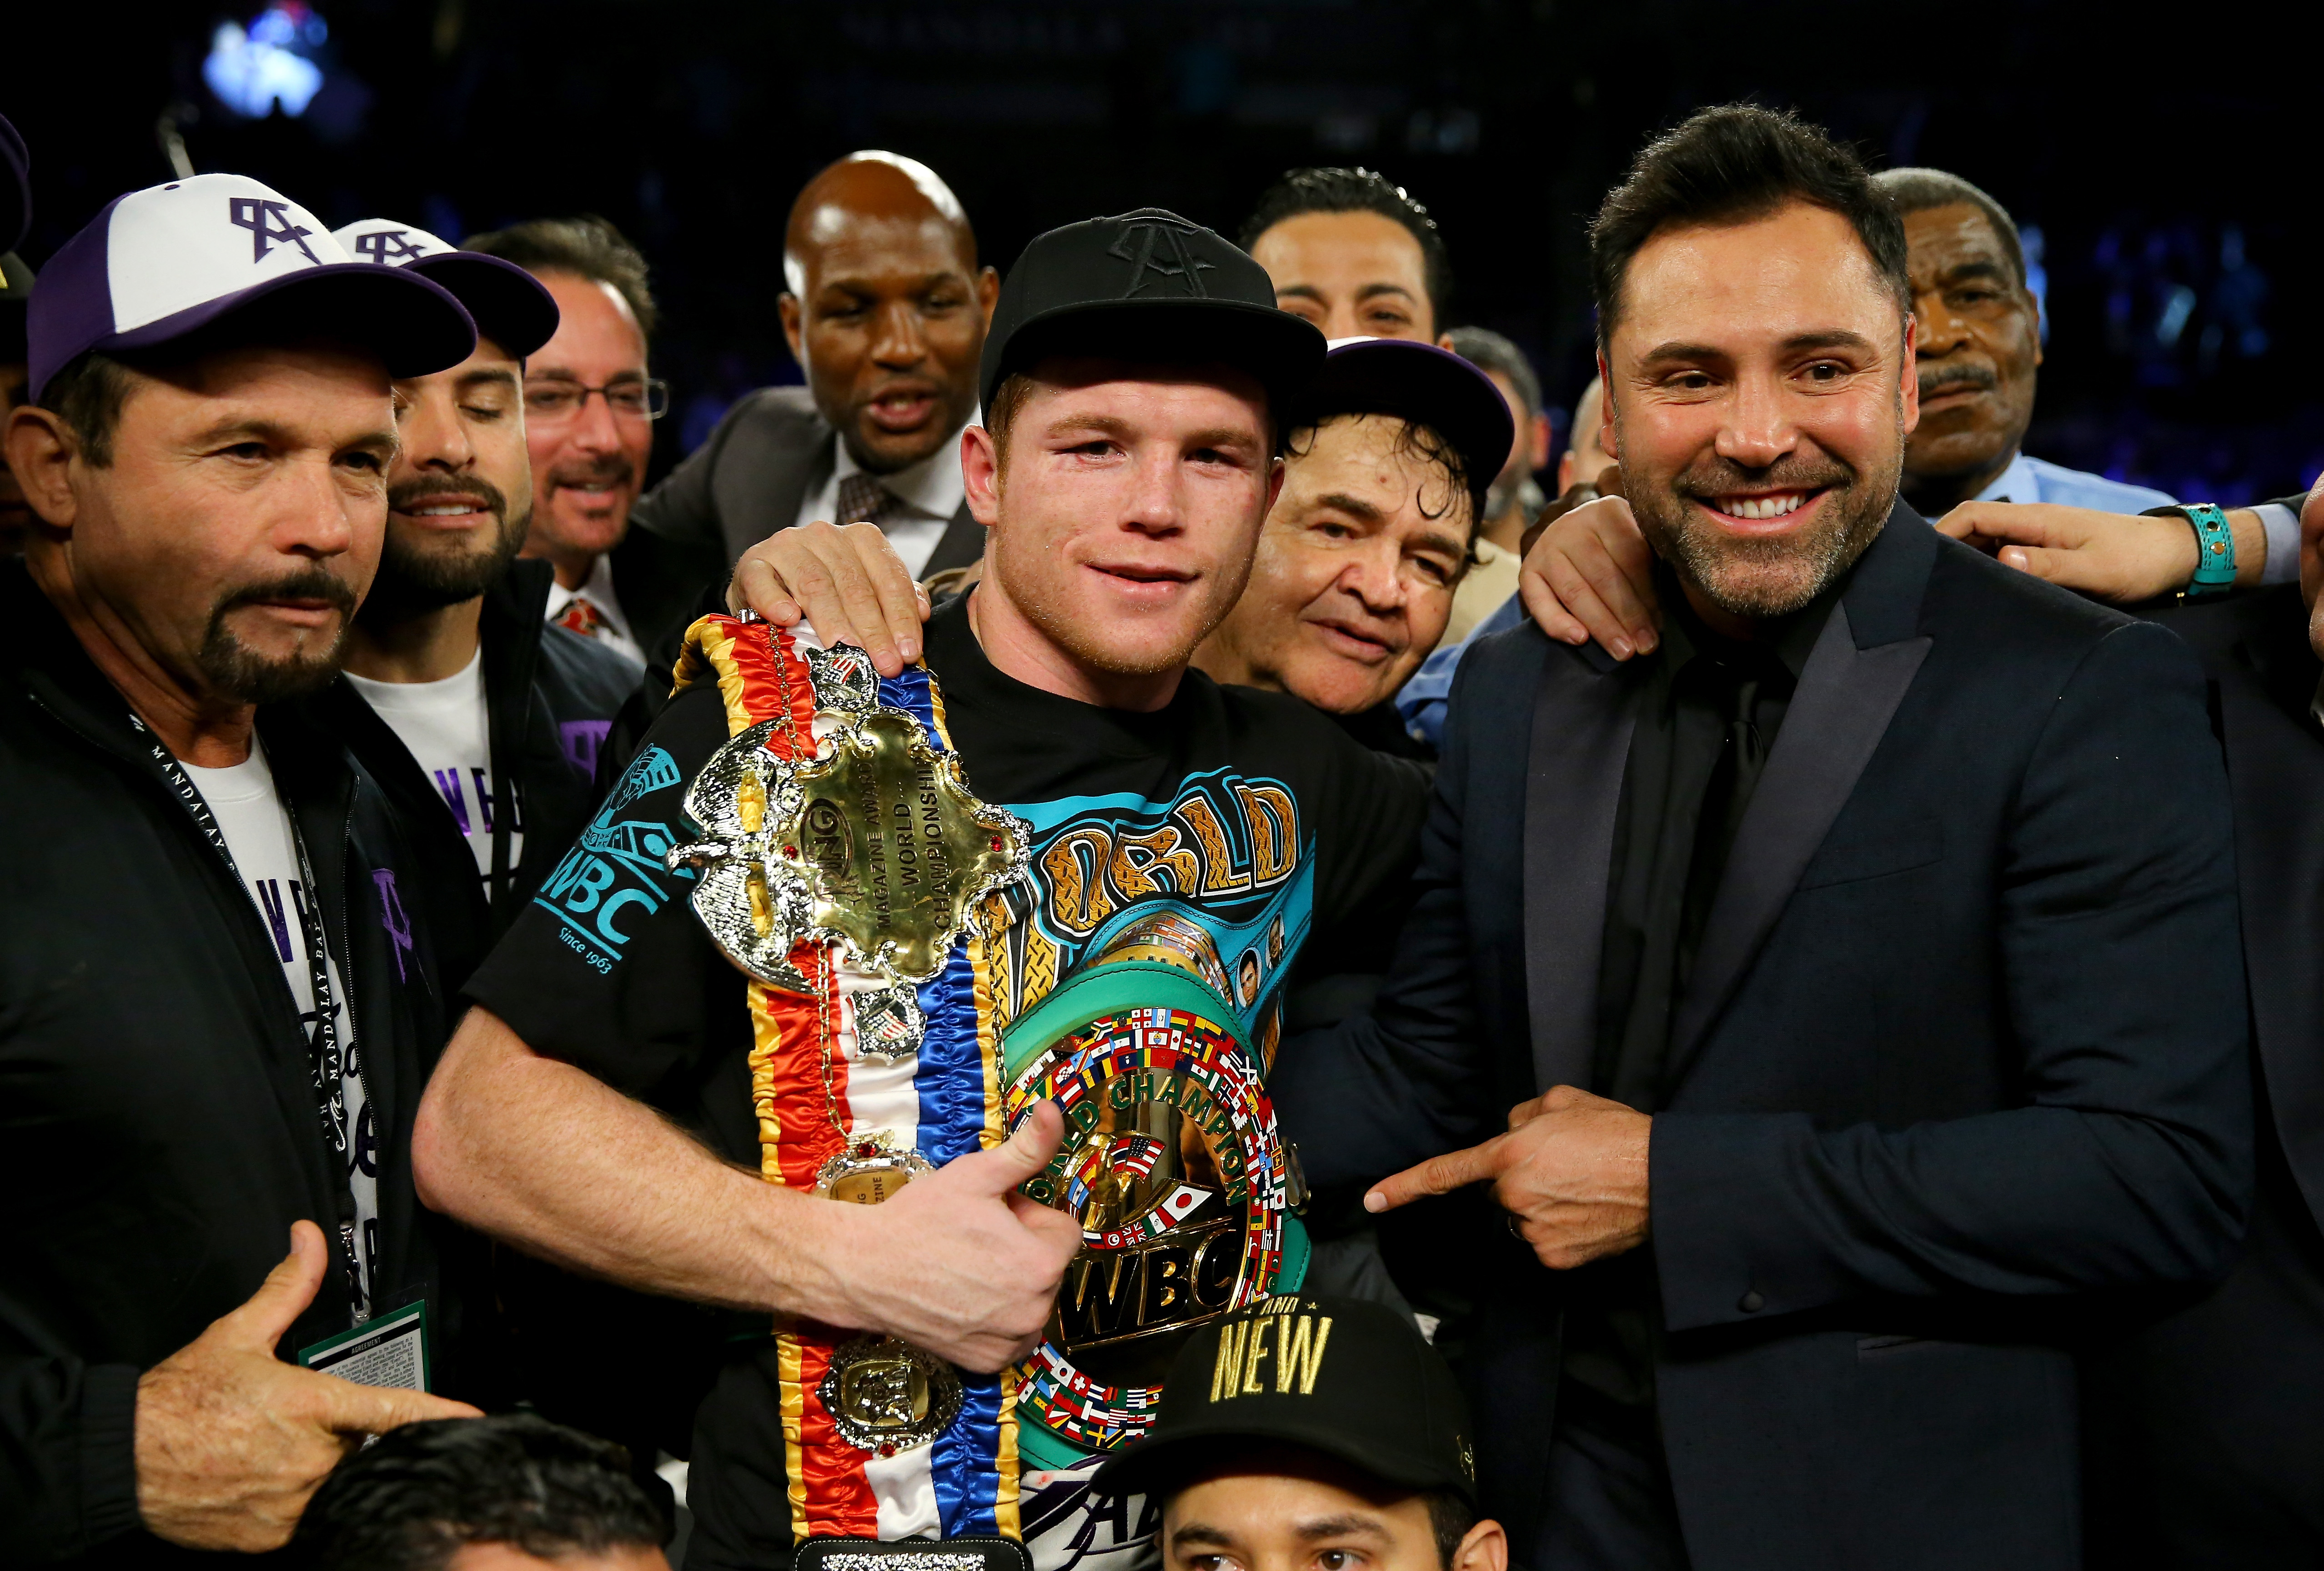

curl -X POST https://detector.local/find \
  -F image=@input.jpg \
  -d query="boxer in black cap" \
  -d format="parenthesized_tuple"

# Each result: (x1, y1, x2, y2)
(1092, 1296, 1506, 1571)
(417, 209, 1431, 1571)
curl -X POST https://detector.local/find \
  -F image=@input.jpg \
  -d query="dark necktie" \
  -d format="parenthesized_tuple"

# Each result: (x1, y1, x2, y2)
(836, 472, 903, 530)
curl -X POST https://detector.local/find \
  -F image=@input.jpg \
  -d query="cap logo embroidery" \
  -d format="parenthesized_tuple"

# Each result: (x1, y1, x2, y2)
(351, 228, 429, 265)
(1208, 1312, 1331, 1401)
(227, 196, 319, 265)
(1108, 216, 1215, 299)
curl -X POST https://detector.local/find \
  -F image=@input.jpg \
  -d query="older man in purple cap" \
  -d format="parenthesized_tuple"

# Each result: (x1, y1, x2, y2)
(0, 173, 483, 1561)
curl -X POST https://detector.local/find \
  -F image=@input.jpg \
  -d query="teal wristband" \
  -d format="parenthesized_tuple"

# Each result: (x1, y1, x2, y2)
(2183, 503, 2236, 599)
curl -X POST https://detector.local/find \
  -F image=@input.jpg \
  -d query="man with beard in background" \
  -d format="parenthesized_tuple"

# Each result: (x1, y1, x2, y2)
(326, 219, 638, 989)
(323, 220, 692, 1495)
(464, 217, 664, 670)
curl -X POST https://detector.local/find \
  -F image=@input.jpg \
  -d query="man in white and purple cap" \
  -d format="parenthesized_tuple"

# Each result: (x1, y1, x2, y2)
(0, 174, 485, 1561)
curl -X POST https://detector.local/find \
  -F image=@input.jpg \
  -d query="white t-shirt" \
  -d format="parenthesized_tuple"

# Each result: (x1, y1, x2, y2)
(345, 650, 522, 889)
(794, 413, 976, 580)
(183, 741, 380, 1319)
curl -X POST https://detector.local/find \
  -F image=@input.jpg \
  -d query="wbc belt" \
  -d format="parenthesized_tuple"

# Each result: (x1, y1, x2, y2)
(665, 615, 1309, 1543)
(668, 614, 1031, 1543)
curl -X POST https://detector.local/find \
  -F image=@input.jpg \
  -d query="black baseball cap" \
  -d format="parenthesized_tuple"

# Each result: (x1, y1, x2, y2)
(1, 112, 27, 256)
(1290, 337, 1516, 521)
(979, 207, 1325, 414)
(1089, 1295, 1477, 1508)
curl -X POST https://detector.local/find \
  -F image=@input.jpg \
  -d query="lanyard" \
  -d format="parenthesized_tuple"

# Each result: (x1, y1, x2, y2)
(134, 714, 370, 1321)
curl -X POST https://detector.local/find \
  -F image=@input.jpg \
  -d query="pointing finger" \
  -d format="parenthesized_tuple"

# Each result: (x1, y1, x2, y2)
(1365, 1138, 1506, 1213)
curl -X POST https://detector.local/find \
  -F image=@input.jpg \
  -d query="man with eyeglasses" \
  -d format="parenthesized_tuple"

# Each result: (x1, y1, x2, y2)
(465, 218, 669, 671)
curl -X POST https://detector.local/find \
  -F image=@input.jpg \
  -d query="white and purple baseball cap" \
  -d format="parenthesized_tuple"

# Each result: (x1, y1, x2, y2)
(331, 218, 560, 360)
(26, 172, 477, 403)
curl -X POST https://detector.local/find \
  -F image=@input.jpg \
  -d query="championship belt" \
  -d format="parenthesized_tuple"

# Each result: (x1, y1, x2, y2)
(664, 614, 1309, 1549)
(999, 954, 1307, 1468)
(666, 614, 1032, 1543)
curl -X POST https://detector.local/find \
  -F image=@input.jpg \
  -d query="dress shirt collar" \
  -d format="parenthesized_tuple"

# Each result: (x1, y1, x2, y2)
(1974, 450, 2038, 505)
(829, 407, 979, 521)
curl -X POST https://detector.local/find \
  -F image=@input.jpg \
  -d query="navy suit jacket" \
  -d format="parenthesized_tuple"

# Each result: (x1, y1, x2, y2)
(1275, 506, 2254, 1571)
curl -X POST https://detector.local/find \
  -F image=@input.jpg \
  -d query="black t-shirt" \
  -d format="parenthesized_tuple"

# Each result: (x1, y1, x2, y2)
(464, 592, 1430, 1567)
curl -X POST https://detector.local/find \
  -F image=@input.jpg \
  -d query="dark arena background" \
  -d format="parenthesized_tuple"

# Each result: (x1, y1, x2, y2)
(8, 0, 2314, 502)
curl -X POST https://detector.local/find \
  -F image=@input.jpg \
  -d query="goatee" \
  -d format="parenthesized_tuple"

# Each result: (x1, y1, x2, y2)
(197, 569, 358, 704)
(1625, 425, 1901, 622)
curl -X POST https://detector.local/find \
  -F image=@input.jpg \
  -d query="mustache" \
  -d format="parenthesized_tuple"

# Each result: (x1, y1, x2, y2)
(210, 566, 358, 622)
(1670, 452, 1857, 503)
(545, 455, 636, 488)
(389, 471, 509, 520)
(1918, 363, 1998, 399)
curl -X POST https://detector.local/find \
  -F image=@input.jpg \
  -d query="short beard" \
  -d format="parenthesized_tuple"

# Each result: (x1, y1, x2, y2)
(368, 477, 529, 617)
(196, 569, 358, 704)
(1626, 417, 1902, 621)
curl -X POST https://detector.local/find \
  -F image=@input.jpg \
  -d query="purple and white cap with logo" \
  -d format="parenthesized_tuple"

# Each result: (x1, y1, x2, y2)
(331, 218, 560, 360)
(26, 172, 476, 402)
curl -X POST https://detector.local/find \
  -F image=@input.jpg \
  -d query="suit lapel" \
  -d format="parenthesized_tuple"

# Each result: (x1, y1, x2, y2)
(1523, 642, 1639, 1094)
(1664, 509, 1936, 1084)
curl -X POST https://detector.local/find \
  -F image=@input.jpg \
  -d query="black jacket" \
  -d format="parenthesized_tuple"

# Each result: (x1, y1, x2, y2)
(1275, 508, 2254, 1571)
(0, 562, 456, 1565)
(2083, 576, 2324, 1568)
(313, 559, 636, 990)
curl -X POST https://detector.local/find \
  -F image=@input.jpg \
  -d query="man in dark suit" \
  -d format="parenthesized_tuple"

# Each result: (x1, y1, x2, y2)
(624, 150, 994, 642)
(1272, 104, 2252, 1571)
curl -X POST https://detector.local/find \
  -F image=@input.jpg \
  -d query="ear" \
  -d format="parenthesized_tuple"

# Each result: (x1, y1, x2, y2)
(2026, 288, 2044, 370)
(778, 293, 806, 369)
(1264, 453, 1286, 515)
(962, 423, 1003, 528)
(4, 404, 84, 533)
(1898, 314, 1921, 436)
(977, 267, 1001, 330)
(1526, 410, 1552, 472)
(1449, 1516, 1508, 1571)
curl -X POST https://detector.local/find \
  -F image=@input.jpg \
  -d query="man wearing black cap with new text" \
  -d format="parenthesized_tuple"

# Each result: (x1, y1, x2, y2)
(413, 208, 1433, 1570)
(1093, 1296, 1505, 1571)
(0, 175, 484, 1559)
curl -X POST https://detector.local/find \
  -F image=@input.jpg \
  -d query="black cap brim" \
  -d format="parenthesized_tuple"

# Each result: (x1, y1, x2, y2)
(1288, 339, 1517, 518)
(1088, 1406, 1476, 1508)
(979, 297, 1325, 418)
(408, 251, 561, 359)
(95, 263, 477, 385)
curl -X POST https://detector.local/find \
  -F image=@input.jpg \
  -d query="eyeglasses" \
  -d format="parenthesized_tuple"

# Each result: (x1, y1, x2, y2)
(523, 377, 671, 423)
